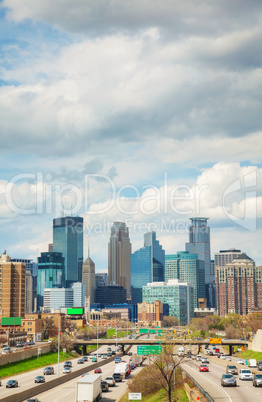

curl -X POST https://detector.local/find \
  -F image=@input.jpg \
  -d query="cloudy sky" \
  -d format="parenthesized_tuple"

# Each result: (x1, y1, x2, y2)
(0, 0, 261, 269)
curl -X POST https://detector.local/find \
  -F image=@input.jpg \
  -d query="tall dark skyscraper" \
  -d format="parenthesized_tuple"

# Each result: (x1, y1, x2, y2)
(185, 217, 215, 307)
(53, 216, 83, 287)
(108, 222, 131, 299)
(186, 217, 212, 284)
(131, 231, 165, 304)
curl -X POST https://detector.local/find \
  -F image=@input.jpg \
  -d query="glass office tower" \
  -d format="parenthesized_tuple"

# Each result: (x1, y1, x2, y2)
(53, 216, 83, 287)
(37, 252, 65, 309)
(131, 232, 165, 304)
(165, 251, 205, 308)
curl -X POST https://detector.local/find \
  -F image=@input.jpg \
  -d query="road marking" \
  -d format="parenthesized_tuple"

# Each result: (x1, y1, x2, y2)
(183, 362, 232, 402)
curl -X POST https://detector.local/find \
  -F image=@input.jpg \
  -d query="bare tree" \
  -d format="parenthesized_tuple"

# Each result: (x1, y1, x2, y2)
(153, 346, 185, 402)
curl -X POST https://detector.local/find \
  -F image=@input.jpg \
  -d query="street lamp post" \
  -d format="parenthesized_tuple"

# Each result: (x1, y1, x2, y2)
(57, 315, 61, 378)
(97, 320, 99, 352)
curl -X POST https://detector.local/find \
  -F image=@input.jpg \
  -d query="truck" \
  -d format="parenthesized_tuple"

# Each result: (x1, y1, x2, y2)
(131, 354, 143, 366)
(249, 359, 257, 368)
(76, 374, 102, 402)
(114, 362, 131, 378)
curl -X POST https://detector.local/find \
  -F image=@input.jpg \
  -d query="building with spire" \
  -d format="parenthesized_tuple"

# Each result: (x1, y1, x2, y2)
(82, 253, 96, 304)
(108, 222, 131, 299)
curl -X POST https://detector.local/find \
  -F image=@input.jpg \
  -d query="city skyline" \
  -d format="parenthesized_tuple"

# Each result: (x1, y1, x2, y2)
(0, 1, 261, 268)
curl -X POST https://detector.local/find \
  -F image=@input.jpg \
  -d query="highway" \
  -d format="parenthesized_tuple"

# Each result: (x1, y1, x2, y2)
(0, 340, 144, 402)
(181, 353, 262, 401)
(31, 345, 145, 402)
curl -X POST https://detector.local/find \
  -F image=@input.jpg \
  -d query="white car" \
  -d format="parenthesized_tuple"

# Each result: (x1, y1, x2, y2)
(63, 367, 72, 374)
(237, 359, 244, 365)
(226, 356, 231, 361)
(105, 376, 115, 386)
(196, 355, 202, 361)
(239, 369, 253, 380)
(220, 354, 226, 359)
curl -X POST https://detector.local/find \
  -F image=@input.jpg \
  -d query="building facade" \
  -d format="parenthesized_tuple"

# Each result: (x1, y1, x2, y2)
(137, 300, 164, 326)
(142, 279, 194, 325)
(37, 252, 65, 309)
(53, 216, 84, 287)
(0, 253, 26, 318)
(131, 232, 165, 304)
(216, 253, 262, 316)
(82, 257, 96, 303)
(165, 251, 205, 308)
(70, 282, 86, 307)
(214, 249, 243, 267)
(44, 288, 74, 310)
(95, 285, 127, 305)
(25, 270, 33, 314)
(108, 222, 131, 299)
(95, 273, 108, 288)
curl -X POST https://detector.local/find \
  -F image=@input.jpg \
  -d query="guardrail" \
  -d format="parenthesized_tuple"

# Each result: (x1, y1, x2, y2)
(180, 366, 214, 402)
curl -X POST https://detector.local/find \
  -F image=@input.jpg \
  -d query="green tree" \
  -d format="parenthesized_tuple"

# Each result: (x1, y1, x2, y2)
(163, 316, 179, 327)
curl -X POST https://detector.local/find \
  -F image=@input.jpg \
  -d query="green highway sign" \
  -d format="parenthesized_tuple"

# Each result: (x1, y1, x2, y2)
(137, 345, 163, 355)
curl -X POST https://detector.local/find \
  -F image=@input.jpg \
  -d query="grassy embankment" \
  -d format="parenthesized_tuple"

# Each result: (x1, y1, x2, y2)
(234, 349, 262, 360)
(106, 328, 131, 338)
(0, 345, 96, 379)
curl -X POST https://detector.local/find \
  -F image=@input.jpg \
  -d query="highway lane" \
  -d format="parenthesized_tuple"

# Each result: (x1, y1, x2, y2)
(28, 345, 144, 402)
(0, 343, 117, 400)
(182, 355, 262, 401)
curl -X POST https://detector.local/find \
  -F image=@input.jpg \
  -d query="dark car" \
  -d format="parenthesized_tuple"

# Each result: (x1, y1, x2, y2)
(16, 342, 23, 348)
(253, 374, 262, 387)
(29, 341, 35, 345)
(82, 356, 88, 362)
(43, 366, 54, 375)
(112, 350, 116, 355)
(27, 399, 40, 402)
(221, 374, 237, 387)
(64, 361, 72, 367)
(101, 381, 109, 392)
(257, 361, 262, 371)
(35, 375, 45, 383)
(77, 358, 84, 364)
(113, 373, 123, 382)
(226, 365, 238, 375)
(6, 380, 18, 388)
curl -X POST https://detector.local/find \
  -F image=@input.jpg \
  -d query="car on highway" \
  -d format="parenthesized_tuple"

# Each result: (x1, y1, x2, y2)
(6, 379, 18, 388)
(239, 369, 253, 380)
(101, 380, 109, 392)
(28, 341, 35, 345)
(27, 399, 40, 402)
(64, 361, 72, 367)
(237, 359, 244, 365)
(35, 375, 45, 383)
(226, 356, 231, 361)
(253, 374, 262, 387)
(82, 356, 88, 362)
(226, 365, 238, 375)
(63, 367, 72, 374)
(43, 366, 54, 375)
(196, 355, 202, 361)
(94, 368, 102, 373)
(220, 354, 226, 359)
(77, 358, 84, 364)
(107, 352, 112, 357)
(201, 357, 209, 364)
(221, 374, 237, 387)
(215, 348, 220, 353)
(199, 364, 209, 372)
(102, 354, 107, 359)
(92, 356, 97, 362)
(113, 372, 123, 382)
(112, 350, 116, 355)
(107, 347, 112, 352)
(105, 376, 115, 386)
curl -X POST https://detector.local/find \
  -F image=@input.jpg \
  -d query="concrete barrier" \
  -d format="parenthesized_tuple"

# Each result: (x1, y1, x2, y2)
(0, 348, 133, 402)
(0, 344, 51, 366)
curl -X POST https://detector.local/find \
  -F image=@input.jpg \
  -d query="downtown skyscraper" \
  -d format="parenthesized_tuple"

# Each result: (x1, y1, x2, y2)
(185, 217, 215, 307)
(53, 216, 84, 287)
(108, 222, 131, 299)
(131, 231, 165, 304)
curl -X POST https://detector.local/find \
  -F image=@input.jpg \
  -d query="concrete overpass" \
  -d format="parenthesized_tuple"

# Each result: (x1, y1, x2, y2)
(74, 338, 248, 355)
